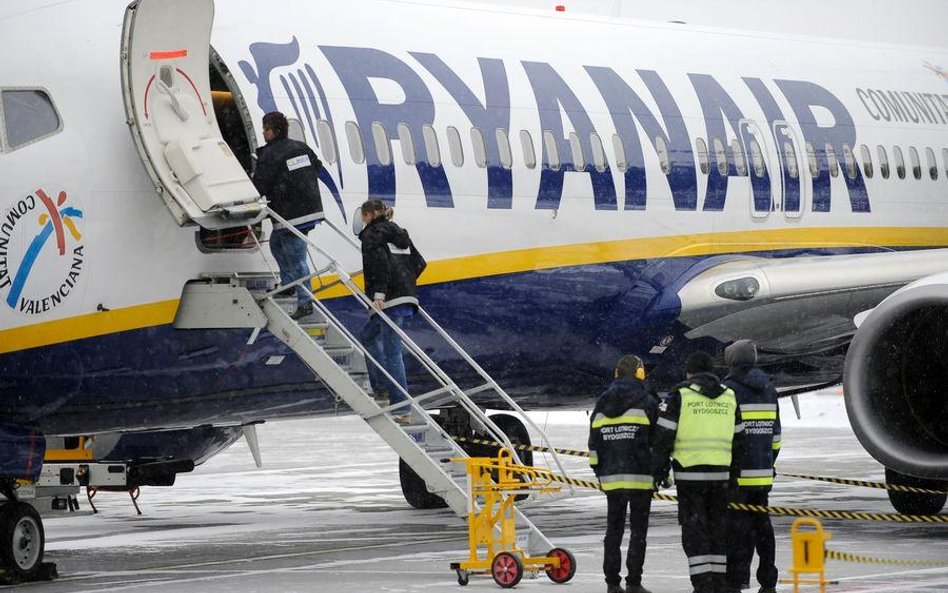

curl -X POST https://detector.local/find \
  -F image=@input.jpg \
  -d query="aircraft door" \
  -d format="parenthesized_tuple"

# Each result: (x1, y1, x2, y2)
(773, 121, 807, 220)
(739, 119, 774, 220)
(120, 0, 265, 229)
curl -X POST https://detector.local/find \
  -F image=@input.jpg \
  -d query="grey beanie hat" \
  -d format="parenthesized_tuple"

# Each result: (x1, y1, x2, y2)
(724, 339, 757, 368)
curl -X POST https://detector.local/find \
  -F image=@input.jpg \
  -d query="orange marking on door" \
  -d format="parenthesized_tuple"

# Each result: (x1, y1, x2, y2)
(149, 49, 188, 60)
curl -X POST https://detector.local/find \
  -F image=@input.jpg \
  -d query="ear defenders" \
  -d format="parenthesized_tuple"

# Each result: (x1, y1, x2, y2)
(635, 365, 646, 381)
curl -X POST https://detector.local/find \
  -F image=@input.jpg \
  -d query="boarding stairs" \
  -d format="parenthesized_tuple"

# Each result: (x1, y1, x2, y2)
(176, 211, 573, 556)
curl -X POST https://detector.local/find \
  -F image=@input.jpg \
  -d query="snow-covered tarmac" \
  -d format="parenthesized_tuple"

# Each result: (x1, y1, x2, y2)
(24, 392, 948, 592)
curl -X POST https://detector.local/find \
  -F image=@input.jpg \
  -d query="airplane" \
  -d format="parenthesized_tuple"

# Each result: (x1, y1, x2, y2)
(1, 0, 946, 581)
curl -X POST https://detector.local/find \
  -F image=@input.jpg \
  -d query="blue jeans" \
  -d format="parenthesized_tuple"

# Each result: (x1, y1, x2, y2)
(360, 306, 413, 405)
(270, 227, 310, 307)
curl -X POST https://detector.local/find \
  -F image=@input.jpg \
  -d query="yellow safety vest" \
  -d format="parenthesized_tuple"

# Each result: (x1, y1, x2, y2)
(673, 385, 737, 469)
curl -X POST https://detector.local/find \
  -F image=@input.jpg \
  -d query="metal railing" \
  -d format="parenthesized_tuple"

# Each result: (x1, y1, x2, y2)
(250, 211, 575, 492)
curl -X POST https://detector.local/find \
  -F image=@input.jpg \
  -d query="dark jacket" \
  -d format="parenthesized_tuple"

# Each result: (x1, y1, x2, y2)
(588, 376, 659, 492)
(724, 367, 781, 489)
(359, 217, 425, 310)
(252, 137, 324, 228)
(652, 372, 745, 483)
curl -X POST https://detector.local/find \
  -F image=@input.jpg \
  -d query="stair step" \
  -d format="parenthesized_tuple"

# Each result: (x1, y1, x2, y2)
(257, 291, 554, 555)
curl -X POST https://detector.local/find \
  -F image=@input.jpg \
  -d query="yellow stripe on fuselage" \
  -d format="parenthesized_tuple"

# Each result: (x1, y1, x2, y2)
(1, 226, 946, 354)
(0, 300, 179, 355)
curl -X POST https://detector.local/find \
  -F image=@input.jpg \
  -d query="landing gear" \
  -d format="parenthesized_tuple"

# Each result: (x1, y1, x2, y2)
(398, 410, 536, 509)
(885, 468, 947, 515)
(488, 414, 533, 502)
(488, 414, 533, 468)
(399, 458, 448, 510)
(0, 501, 54, 584)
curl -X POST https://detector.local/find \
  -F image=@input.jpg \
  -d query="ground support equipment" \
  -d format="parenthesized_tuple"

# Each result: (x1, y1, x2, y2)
(781, 517, 836, 593)
(449, 449, 576, 588)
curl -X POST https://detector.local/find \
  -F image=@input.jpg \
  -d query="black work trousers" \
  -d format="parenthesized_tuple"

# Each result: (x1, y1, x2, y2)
(677, 481, 729, 593)
(726, 488, 777, 589)
(603, 490, 653, 587)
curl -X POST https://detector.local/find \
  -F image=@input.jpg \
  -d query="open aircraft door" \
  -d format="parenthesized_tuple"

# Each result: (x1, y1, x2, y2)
(121, 0, 265, 229)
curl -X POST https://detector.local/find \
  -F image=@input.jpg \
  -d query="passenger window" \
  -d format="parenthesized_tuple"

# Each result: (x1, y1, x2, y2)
(925, 147, 937, 180)
(470, 127, 487, 168)
(397, 122, 415, 165)
(785, 141, 799, 179)
(543, 130, 561, 170)
(371, 122, 391, 166)
(860, 144, 873, 179)
(943, 148, 948, 180)
(893, 146, 905, 179)
(613, 134, 628, 172)
(520, 130, 537, 169)
(713, 137, 727, 175)
(568, 132, 586, 170)
(842, 144, 857, 180)
(314, 120, 337, 164)
(345, 121, 365, 164)
(805, 142, 819, 177)
(446, 126, 464, 167)
(1, 89, 61, 150)
(287, 118, 307, 144)
(656, 136, 671, 175)
(909, 146, 921, 180)
(422, 124, 441, 167)
(695, 138, 709, 174)
(731, 139, 747, 176)
(590, 132, 607, 173)
(496, 128, 512, 170)
(825, 144, 839, 178)
(750, 138, 765, 178)
(877, 145, 890, 179)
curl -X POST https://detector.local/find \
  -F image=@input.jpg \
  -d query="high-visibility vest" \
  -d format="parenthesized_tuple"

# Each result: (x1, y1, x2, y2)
(673, 385, 737, 469)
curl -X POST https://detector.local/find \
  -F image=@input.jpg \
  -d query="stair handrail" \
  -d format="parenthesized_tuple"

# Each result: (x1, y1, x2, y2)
(315, 214, 576, 489)
(254, 213, 549, 478)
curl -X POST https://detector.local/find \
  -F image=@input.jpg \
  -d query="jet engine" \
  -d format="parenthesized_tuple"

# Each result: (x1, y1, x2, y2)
(843, 272, 948, 514)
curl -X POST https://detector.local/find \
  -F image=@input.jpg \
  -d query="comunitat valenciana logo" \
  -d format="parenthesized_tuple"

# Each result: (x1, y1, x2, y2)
(0, 189, 84, 315)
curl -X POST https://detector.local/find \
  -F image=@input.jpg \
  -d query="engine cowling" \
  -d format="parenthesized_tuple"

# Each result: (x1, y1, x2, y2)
(843, 273, 948, 480)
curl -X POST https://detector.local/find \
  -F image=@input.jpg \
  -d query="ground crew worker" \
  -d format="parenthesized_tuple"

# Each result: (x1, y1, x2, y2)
(252, 111, 324, 320)
(652, 351, 744, 593)
(722, 340, 780, 593)
(588, 355, 658, 593)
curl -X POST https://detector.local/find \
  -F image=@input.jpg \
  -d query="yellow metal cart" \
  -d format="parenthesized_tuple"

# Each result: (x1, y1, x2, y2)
(449, 448, 576, 588)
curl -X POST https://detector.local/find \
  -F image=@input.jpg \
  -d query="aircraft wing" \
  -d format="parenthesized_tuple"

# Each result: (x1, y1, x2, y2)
(675, 248, 948, 355)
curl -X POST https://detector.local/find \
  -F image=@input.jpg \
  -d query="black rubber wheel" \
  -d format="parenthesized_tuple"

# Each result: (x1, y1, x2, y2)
(489, 414, 534, 467)
(399, 458, 448, 509)
(885, 468, 947, 515)
(545, 547, 576, 583)
(456, 568, 469, 586)
(491, 551, 523, 588)
(0, 502, 44, 580)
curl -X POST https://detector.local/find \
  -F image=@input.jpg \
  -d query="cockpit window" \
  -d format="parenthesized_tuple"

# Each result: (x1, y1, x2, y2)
(1, 89, 62, 151)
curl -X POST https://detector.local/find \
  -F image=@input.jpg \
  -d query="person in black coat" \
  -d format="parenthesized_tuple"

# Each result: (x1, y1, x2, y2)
(588, 355, 659, 593)
(722, 340, 780, 593)
(357, 199, 425, 423)
(252, 111, 324, 319)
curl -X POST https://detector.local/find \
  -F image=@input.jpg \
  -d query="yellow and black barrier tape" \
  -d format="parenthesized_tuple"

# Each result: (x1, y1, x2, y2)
(825, 549, 948, 566)
(455, 437, 948, 498)
(778, 471, 948, 495)
(493, 465, 948, 523)
(456, 436, 590, 459)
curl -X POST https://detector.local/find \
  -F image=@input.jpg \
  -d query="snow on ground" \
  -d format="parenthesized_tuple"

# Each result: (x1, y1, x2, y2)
(24, 393, 948, 592)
